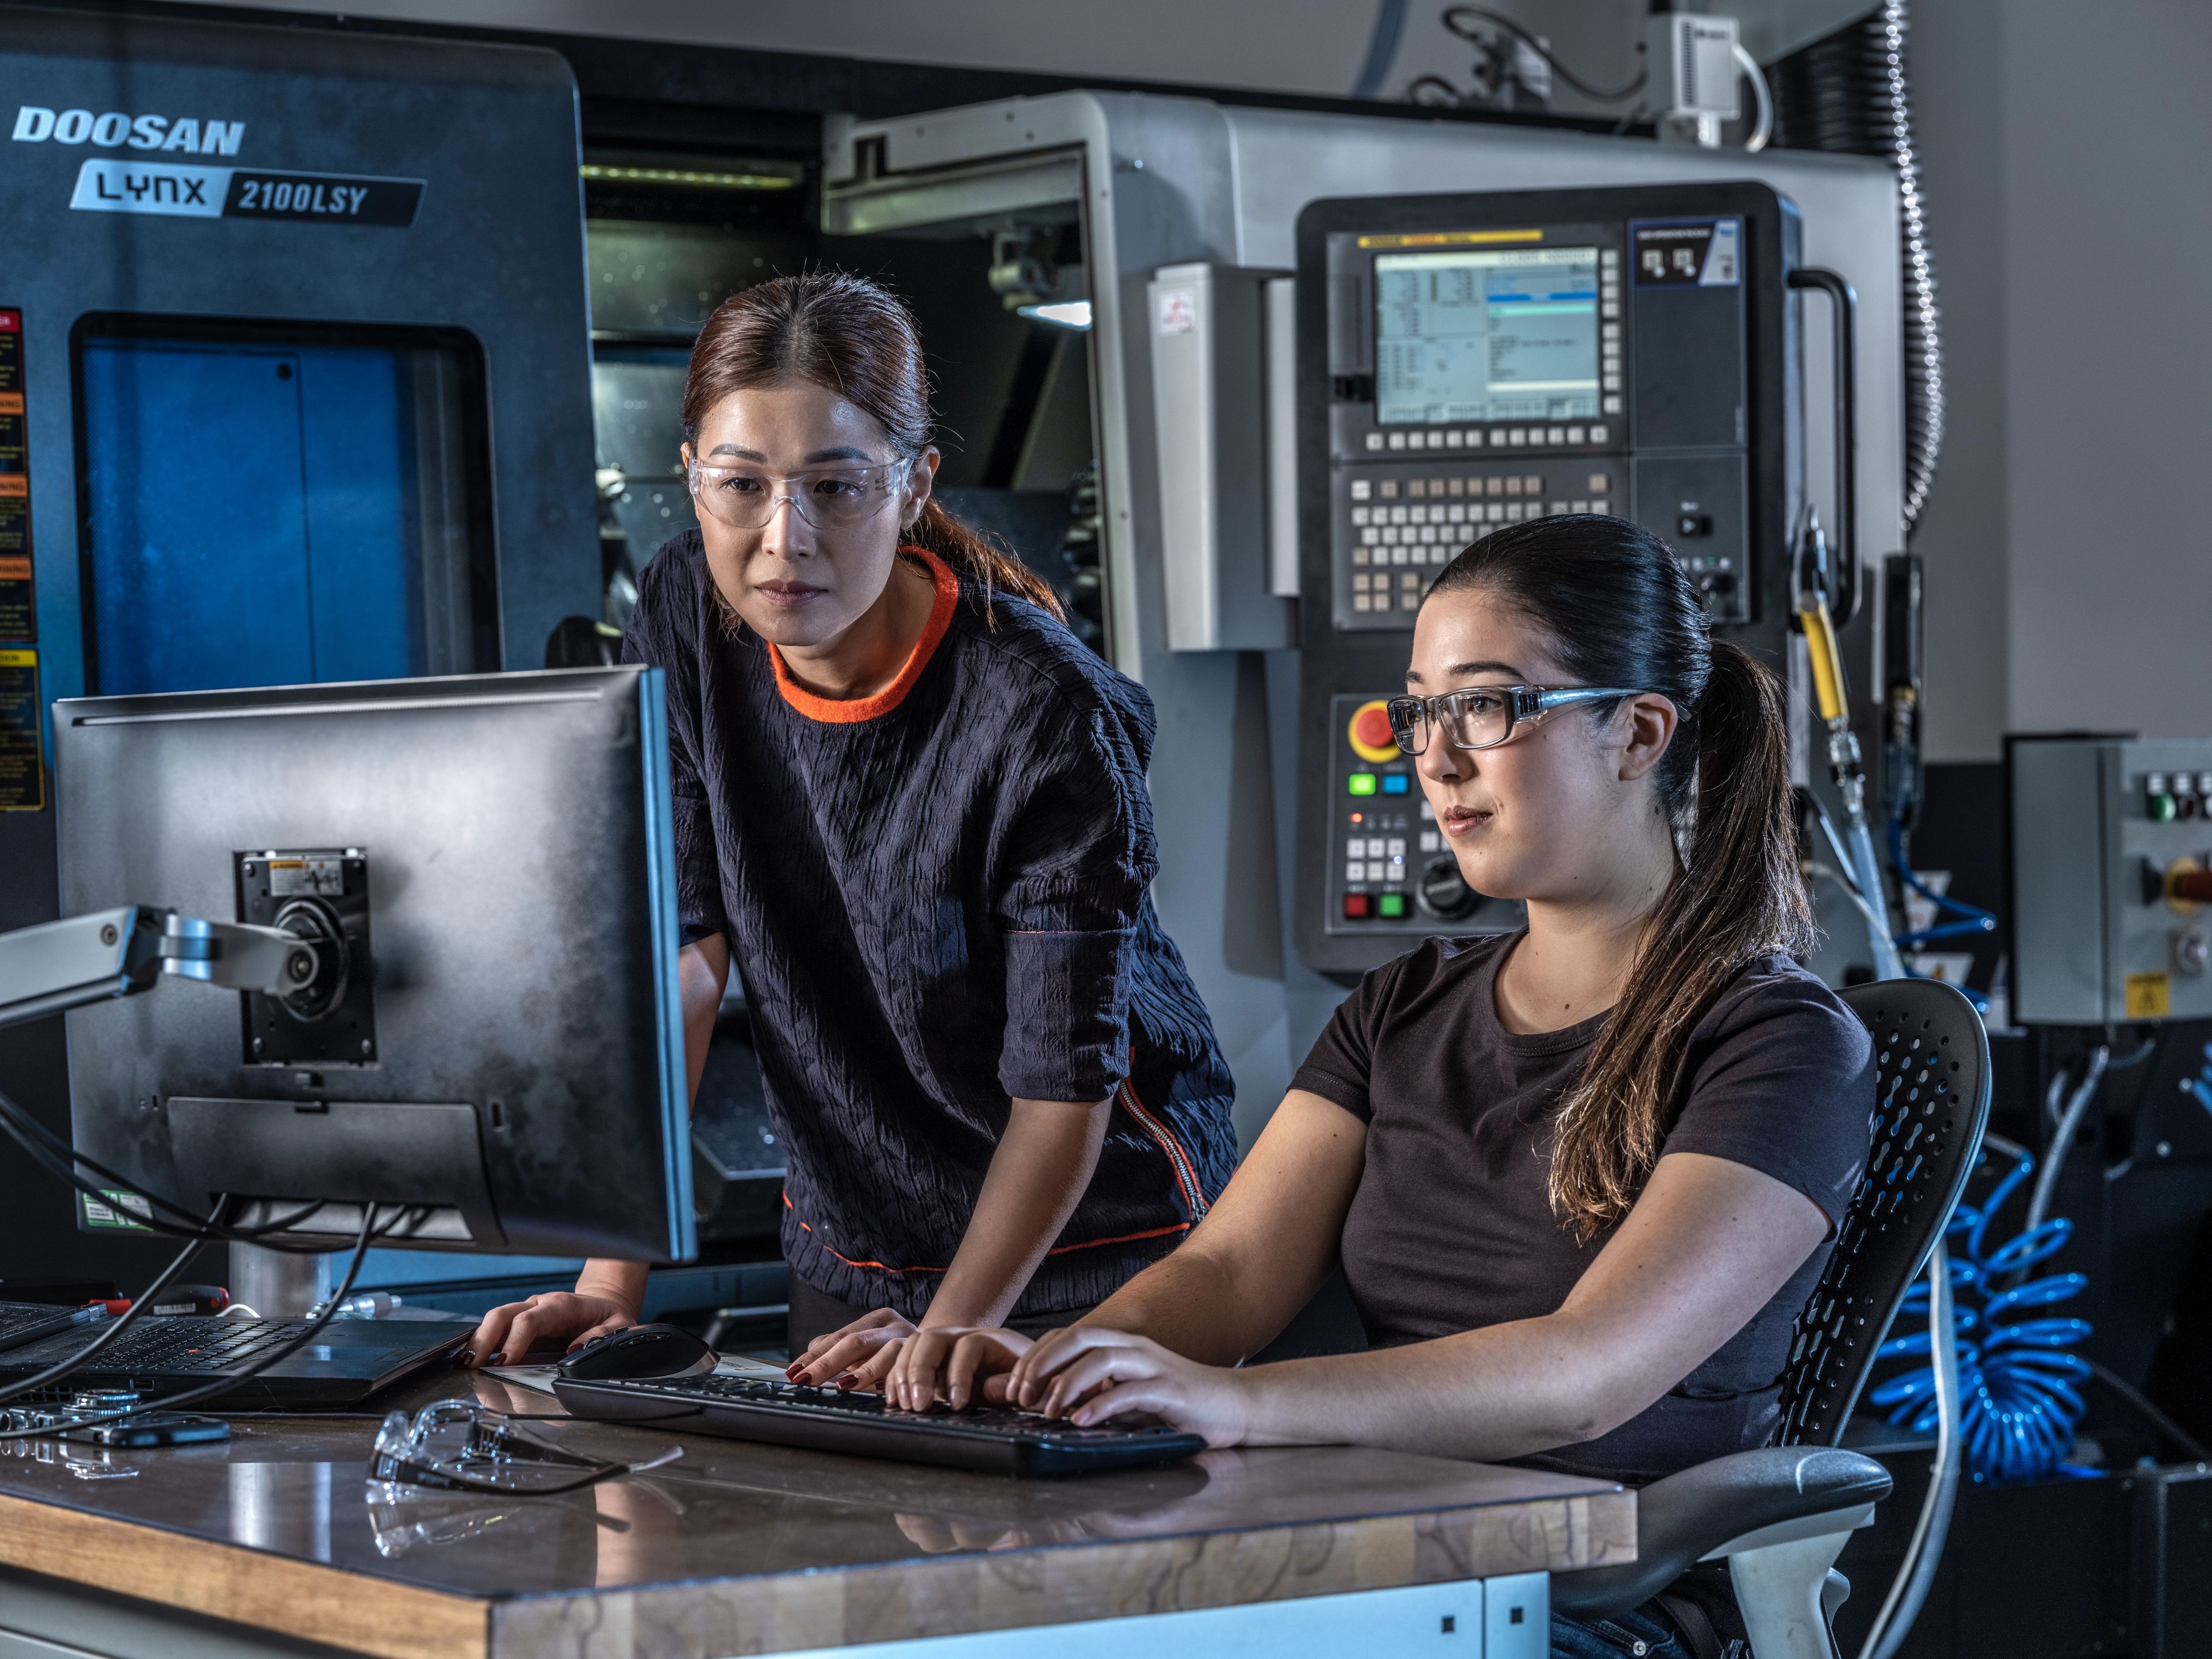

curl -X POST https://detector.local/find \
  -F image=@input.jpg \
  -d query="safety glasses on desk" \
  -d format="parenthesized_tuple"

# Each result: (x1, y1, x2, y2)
(369, 1400, 680, 1497)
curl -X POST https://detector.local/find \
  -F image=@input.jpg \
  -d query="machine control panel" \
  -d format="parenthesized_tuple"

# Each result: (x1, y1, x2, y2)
(1325, 695, 1519, 938)
(2012, 737, 2212, 1024)
(1296, 184, 1800, 974)
(1321, 216, 1757, 632)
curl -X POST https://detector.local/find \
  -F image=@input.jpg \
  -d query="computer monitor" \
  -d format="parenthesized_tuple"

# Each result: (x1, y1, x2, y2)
(51, 667, 694, 1263)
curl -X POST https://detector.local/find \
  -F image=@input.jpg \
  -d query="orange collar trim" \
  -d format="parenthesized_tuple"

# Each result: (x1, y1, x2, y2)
(767, 547, 958, 725)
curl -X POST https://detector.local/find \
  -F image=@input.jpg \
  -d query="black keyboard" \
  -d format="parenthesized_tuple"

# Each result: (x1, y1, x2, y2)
(0, 1302, 87, 1354)
(553, 1371, 1207, 1477)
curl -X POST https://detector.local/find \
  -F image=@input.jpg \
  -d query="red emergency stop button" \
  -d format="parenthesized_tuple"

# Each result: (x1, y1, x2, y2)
(1348, 699, 1398, 764)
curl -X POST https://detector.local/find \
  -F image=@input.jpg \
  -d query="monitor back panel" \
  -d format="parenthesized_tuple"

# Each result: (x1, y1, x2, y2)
(53, 667, 692, 1262)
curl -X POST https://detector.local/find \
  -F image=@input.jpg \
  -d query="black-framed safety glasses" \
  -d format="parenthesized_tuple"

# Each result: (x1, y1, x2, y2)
(1386, 685, 1643, 755)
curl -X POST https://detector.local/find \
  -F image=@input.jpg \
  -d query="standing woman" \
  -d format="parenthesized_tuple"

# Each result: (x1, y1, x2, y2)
(466, 273, 1236, 1392)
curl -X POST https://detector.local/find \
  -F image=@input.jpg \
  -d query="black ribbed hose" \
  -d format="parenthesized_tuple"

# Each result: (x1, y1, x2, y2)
(1771, 1, 1943, 540)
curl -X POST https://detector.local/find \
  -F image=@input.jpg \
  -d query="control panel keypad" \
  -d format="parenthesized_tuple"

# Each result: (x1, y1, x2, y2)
(1338, 466, 1618, 621)
(1362, 420, 1614, 454)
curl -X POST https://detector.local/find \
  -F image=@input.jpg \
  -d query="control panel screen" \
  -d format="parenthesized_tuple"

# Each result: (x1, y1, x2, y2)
(1373, 245, 1602, 426)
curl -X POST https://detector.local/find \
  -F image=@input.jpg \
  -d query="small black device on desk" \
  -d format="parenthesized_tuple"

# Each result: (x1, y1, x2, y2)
(0, 1316, 464, 1410)
(552, 1326, 1206, 1478)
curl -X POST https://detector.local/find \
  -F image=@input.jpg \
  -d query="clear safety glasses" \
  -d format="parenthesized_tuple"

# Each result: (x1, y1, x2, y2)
(1386, 685, 1643, 755)
(369, 1400, 680, 1497)
(686, 457, 912, 530)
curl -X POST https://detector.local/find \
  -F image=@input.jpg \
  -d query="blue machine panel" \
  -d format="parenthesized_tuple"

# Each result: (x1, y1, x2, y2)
(80, 338, 430, 694)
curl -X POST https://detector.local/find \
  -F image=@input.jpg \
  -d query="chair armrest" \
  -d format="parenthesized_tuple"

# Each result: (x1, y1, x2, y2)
(1551, 1446, 1892, 1621)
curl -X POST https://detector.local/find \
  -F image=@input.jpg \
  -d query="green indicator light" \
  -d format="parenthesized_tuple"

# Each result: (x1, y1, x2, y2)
(1347, 772, 1378, 796)
(2152, 794, 2178, 823)
(1379, 893, 1407, 918)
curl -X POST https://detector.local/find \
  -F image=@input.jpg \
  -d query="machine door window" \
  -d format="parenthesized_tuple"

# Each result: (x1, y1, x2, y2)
(73, 317, 496, 696)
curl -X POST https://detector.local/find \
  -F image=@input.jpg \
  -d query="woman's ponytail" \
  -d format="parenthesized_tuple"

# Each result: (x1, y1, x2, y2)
(1428, 518, 1813, 1239)
(909, 497, 1067, 623)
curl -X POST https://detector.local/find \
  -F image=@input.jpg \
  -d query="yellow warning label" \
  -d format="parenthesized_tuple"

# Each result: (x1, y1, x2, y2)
(2126, 971, 2171, 1019)
(1357, 228, 1545, 250)
(0, 644, 41, 811)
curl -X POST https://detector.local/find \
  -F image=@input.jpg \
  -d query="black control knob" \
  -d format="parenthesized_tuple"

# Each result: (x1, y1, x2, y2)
(1416, 855, 1480, 921)
(1697, 569, 1736, 598)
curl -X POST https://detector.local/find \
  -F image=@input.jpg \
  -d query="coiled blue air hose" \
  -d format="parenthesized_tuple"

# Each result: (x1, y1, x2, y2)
(1868, 1147, 2091, 1483)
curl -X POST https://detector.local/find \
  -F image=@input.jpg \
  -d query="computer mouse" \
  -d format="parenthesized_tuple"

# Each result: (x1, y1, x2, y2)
(555, 1323, 716, 1382)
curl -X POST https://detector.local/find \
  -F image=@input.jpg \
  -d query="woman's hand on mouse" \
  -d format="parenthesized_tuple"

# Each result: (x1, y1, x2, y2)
(462, 1292, 636, 1368)
(787, 1308, 918, 1389)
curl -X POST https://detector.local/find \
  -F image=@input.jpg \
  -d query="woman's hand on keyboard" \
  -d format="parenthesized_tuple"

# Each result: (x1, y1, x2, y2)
(788, 1308, 918, 1390)
(1006, 1326, 1254, 1448)
(463, 1292, 636, 1367)
(884, 1325, 1032, 1412)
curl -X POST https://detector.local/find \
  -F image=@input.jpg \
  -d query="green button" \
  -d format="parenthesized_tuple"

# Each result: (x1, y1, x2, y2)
(2152, 793, 2178, 823)
(1379, 893, 1407, 918)
(1347, 772, 1378, 796)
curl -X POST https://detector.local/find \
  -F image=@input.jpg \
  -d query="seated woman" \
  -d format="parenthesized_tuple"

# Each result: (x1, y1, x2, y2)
(928, 515, 1874, 1658)
(465, 272, 1235, 1389)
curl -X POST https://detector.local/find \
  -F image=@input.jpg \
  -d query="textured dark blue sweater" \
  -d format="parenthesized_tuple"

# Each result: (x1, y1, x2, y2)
(624, 536, 1236, 1318)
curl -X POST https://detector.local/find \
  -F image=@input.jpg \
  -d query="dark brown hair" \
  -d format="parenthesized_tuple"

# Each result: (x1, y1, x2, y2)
(1428, 515, 1814, 1238)
(681, 271, 1065, 621)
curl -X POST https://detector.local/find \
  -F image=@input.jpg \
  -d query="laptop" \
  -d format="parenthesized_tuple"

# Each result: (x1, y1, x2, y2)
(0, 1313, 467, 1410)
(0, 1301, 98, 1353)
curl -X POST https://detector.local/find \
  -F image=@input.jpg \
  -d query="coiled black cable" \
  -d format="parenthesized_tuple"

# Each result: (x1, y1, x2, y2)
(1771, 0, 1944, 538)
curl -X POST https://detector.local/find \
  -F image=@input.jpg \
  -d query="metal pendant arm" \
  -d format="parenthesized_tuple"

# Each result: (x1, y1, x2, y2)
(0, 907, 319, 1030)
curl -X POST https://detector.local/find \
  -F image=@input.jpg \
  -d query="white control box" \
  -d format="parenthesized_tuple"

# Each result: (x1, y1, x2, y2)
(2010, 735, 2212, 1024)
(1647, 13, 1743, 124)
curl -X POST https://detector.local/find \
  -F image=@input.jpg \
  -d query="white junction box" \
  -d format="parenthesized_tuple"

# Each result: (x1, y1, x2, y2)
(1647, 12, 1742, 124)
(2010, 735, 2212, 1024)
(1147, 262, 1294, 652)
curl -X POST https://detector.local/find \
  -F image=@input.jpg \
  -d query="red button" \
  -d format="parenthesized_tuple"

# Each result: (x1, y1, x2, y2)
(1342, 894, 1371, 919)
(1352, 703, 1395, 753)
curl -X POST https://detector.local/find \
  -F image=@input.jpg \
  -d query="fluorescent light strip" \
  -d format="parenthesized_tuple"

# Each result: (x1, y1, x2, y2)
(580, 164, 798, 192)
(1017, 301, 1092, 331)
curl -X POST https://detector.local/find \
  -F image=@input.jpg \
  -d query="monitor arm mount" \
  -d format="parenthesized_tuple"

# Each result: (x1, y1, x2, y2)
(0, 907, 321, 1032)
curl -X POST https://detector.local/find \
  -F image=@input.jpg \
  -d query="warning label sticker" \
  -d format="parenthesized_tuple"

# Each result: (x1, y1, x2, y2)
(268, 855, 347, 897)
(0, 311, 31, 643)
(0, 647, 41, 811)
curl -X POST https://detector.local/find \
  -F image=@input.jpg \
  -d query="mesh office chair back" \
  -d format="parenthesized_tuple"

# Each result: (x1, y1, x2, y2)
(1777, 978, 1992, 1447)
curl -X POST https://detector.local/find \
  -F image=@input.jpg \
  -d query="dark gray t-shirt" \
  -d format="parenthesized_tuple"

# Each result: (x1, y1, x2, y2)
(1292, 931, 1873, 1486)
